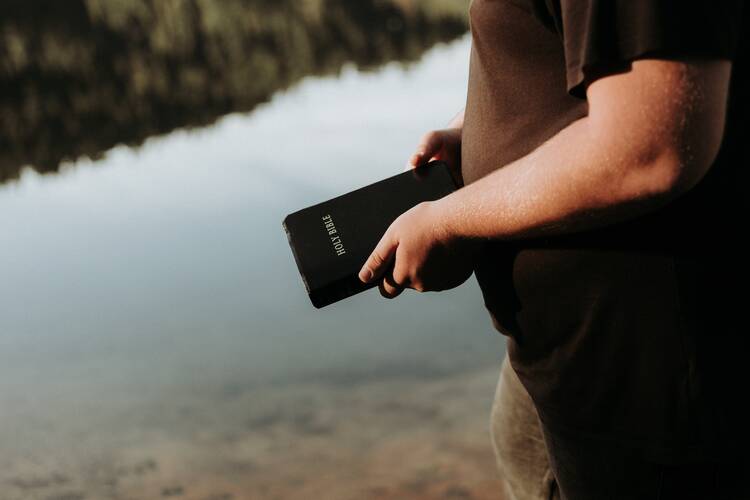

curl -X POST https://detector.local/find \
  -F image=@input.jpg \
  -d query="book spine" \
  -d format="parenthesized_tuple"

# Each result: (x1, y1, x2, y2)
(282, 219, 312, 294)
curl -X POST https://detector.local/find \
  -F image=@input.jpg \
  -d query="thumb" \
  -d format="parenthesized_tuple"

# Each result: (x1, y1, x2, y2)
(358, 233, 398, 283)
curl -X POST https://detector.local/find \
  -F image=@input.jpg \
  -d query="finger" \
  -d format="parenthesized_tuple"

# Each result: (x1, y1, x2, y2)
(405, 152, 425, 171)
(404, 158, 428, 171)
(358, 233, 397, 283)
(405, 152, 435, 172)
(379, 268, 404, 299)
(407, 132, 443, 169)
(379, 280, 404, 299)
(416, 131, 444, 159)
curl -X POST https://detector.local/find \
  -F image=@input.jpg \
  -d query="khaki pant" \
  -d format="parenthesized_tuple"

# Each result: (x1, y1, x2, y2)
(490, 353, 559, 500)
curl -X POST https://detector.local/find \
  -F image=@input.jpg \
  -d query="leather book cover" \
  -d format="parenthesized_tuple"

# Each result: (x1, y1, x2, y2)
(282, 161, 459, 308)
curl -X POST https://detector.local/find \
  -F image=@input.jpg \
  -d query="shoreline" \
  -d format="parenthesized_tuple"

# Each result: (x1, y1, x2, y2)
(3, 364, 507, 500)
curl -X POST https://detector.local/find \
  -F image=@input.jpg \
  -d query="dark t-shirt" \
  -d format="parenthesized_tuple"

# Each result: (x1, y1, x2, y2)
(462, 0, 747, 462)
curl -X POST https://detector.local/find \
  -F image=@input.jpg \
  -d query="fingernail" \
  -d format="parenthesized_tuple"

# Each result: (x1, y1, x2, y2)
(359, 267, 373, 283)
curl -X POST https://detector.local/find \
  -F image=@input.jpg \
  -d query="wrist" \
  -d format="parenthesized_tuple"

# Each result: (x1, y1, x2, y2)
(430, 195, 485, 266)
(430, 193, 463, 243)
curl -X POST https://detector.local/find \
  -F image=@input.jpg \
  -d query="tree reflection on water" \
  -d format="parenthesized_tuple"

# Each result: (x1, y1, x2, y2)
(0, 0, 469, 183)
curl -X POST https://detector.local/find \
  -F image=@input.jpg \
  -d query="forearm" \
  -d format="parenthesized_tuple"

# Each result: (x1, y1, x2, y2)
(438, 59, 730, 242)
(440, 60, 731, 239)
(439, 116, 683, 241)
(364, 61, 731, 296)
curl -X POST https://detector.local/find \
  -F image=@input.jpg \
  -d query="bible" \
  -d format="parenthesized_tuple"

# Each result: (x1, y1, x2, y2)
(282, 161, 459, 308)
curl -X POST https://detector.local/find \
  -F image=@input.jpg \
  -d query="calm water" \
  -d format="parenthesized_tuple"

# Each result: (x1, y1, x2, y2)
(0, 9, 505, 498)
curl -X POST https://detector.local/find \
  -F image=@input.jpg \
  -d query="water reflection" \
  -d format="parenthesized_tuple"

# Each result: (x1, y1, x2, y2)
(0, 0, 468, 183)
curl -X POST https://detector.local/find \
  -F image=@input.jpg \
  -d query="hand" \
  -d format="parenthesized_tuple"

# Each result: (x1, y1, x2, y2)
(405, 128, 463, 187)
(357, 199, 479, 299)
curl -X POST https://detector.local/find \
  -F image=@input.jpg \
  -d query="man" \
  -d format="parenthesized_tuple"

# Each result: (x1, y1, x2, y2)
(358, 1, 747, 499)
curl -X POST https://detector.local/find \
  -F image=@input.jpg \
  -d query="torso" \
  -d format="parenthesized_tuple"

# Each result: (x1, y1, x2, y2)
(462, 0, 749, 461)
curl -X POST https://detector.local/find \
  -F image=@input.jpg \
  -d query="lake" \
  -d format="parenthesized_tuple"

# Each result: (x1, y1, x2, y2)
(0, 2, 506, 498)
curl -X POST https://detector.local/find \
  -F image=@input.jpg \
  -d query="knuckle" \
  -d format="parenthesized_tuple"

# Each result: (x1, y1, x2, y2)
(370, 251, 384, 267)
(362, 265, 375, 280)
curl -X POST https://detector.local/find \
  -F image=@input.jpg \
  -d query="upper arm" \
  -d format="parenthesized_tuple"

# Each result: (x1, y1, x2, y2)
(584, 57, 732, 195)
(550, 0, 742, 197)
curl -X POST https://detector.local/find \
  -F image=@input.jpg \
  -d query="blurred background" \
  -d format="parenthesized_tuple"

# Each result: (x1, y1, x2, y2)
(0, 1, 507, 499)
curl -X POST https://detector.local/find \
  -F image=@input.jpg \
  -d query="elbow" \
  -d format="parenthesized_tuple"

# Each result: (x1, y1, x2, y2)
(585, 57, 731, 207)
(614, 141, 720, 206)
(629, 149, 689, 200)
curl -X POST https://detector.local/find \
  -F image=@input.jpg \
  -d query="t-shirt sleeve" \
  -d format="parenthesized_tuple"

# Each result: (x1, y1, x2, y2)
(555, 0, 744, 98)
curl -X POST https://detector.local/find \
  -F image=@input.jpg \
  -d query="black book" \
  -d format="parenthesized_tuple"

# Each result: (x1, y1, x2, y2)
(282, 161, 459, 308)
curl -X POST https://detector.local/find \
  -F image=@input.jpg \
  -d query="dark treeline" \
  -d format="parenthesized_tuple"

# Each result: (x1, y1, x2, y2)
(0, 0, 469, 183)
